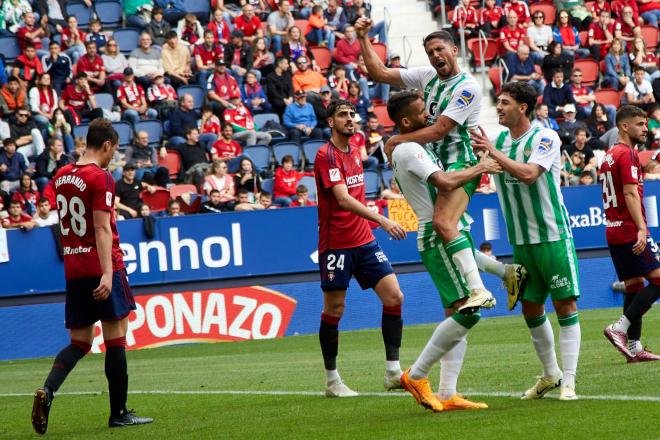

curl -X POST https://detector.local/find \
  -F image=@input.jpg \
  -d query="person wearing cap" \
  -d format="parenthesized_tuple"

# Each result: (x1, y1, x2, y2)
(161, 31, 192, 89)
(292, 56, 327, 97)
(146, 73, 178, 118)
(224, 93, 272, 146)
(265, 56, 293, 118)
(118, 67, 159, 125)
(75, 40, 108, 93)
(128, 32, 165, 90)
(225, 29, 254, 87)
(207, 57, 241, 115)
(284, 90, 322, 145)
(558, 104, 588, 146)
(266, 0, 295, 54)
(542, 68, 577, 119)
(311, 85, 333, 140)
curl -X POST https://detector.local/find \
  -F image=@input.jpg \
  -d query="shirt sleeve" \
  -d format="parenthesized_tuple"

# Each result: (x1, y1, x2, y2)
(616, 148, 639, 186)
(92, 170, 115, 212)
(393, 142, 441, 182)
(527, 130, 561, 171)
(316, 148, 345, 189)
(441, 80, 482, 127)
(399, 66, 436, 92)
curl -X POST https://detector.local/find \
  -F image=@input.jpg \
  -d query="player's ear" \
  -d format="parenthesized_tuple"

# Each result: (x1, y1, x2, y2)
(327, 116, 334, 128)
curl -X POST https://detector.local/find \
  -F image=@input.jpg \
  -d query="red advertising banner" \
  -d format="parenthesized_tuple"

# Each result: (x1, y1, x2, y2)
(91, 287, 298, 353)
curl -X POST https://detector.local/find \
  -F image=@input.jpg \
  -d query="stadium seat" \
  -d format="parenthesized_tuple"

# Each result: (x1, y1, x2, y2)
(294, 19, 309, 31)
(134, 120, 164, 146)
(594, 88, 620, 109)
(65, 2, 92, 30)
(372, 104, 395, 133)
(72, 123, 90, 140)
(94, 93, 114, 110)
(467, 38, 498, 70)
(253, 112, 280, 129)
(186, 0, 212, 23)
(311, 47, 332, 74)
(0, 36, 21, 63)
(640, 25, 658, 51)
(244, 145, 272, 171)
(141, 188, 170, 212)
(573, 59, 599, 87)
(488, 67, 503, 96)
(112, 121, 134, 149)
(302, 139, 325, 169)
(177, 85, 205, 111)
(159, 150, 182, 180)
(530, 3, 556, 24)
(273, 142, 302, 167)
(113, 28, 141, 54)
(364, 170, 381, 198)
(297, 175, 317, 200)
(94, 0, 123, 29)
(578, 30, 589, 47)
(372, 43, 388, 65)
(639, 150, 655, 167)
(381, 168, 394, 188)
(261, 177, 274, 195)
(170, 184, 198, 198)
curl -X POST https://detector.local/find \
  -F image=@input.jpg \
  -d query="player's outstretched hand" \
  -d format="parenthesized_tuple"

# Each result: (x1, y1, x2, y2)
(380, 217, 406, 240)
(479, 156, 503, 174)
(354, 17, 372, 38)
(470, 126, 494, 155)
(632, 230, 647, 255)
(93, 273, 112, 301)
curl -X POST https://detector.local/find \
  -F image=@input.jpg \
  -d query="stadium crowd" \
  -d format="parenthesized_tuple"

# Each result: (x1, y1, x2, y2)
(0, 0, 658, 230)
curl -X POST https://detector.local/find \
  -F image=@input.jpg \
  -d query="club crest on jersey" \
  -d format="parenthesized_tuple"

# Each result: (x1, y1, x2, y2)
(456, 90, 474, 107)
(327, 271, 335, 281)
(537, 137, 553, 153)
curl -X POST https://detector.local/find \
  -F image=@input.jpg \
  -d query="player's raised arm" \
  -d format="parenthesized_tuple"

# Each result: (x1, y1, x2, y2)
(355, 17, 406, 88)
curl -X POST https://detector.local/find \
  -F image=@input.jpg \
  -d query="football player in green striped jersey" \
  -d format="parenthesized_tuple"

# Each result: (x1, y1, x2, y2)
(471, 82, 581, 401)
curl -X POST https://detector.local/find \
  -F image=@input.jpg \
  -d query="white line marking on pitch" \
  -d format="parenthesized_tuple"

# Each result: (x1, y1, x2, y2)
(1, 390, 659, 402)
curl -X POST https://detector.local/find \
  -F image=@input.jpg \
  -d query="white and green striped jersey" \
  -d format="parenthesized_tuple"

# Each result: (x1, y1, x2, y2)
(492, 126, 572, 245)
(399, 67, 480, 168)
(391, 142, 473, 252)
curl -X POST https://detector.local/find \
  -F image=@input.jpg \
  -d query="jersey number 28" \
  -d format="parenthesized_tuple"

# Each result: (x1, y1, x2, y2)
(56, 194, 87, 237)
(600, 171, 618, 209)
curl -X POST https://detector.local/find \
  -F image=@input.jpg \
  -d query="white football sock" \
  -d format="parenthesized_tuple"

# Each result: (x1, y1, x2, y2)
(529, 319, 561, 378)
(386, 360, 401, 373)
(475, 250, 507, 278)
(628, 339, 642, 356)
(452, 248, 485, 290)
(559, 324, 581, 388)
(612, 315, 631, 333)
(438, 337, 467, 400)
(409, 317, 468, 380)
(325, 369, 340, 383)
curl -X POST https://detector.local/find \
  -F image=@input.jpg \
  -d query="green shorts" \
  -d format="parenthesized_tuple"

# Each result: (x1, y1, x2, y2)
(446, 161, 480, 198)
(513, 238, 581, 304)
(420, 231, 473, 309)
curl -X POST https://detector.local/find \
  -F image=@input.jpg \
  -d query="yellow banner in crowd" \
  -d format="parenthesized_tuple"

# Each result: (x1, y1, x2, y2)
(387, 199, 418, 232)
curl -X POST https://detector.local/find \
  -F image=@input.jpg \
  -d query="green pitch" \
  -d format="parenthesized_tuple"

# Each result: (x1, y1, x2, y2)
(1, 307, 658, 439)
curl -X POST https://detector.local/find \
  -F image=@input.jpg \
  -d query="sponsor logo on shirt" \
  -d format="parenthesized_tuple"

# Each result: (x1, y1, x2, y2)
(329, 168, 341, 182)
(456, 90, 475, 107)
(63, 245, 93, 255)
(606, 220, 623, 227)
(345, 173, 364, 188)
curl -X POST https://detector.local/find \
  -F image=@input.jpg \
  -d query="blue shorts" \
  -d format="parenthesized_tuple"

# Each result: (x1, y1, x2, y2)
(608, 236, 660, 282)
(319, 240, 394, 291)
(65, 269, 136, 329)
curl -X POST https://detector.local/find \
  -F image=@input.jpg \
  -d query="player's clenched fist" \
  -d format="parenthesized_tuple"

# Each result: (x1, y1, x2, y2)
(354, 17, 372, 38)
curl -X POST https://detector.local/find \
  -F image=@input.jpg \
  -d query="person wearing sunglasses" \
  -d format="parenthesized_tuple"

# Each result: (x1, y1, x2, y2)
(527, 11, 553, 64)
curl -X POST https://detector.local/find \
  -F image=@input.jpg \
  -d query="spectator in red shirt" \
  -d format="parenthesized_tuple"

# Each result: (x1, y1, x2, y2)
(2, 200, 35, 230)
(590, 0, 611, 21)
(452, 0, 480, 40)
(59, 72, 103, 126)
(16, 12, 48, 58)
(503, 0, 531, 27)
(11, 173, 39, 215)
(118, 67, 158, 125)
(201, 105, 222, 136)
(207, 58, 240, 115)
(194, 30, 224, 87)
(208, 8, 231, 45)
(12, 45, 43, 90)
(612, 0, 640, 21)
(273, 154, 311, 206)
(224, 94, 272, 146)
(60, 15, 86, 64)
(499, 11, 527, 56)
(480, 0, 505, 37)
(588, 9, 614, 61)
(211, 123, 243, 161)
(146, 73, 178, 119)
(614, 6, 642, 44)
(234, 4, 263, 43)
(77, 41, 108, 93)
(289, 184, 317, 207)
(333, 26, 361, 78)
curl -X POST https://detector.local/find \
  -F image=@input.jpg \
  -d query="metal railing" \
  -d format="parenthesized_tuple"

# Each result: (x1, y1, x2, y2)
(402, 35, 413, 67)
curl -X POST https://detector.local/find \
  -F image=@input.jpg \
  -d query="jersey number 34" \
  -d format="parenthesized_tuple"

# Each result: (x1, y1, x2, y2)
(600, 171, 618, 210)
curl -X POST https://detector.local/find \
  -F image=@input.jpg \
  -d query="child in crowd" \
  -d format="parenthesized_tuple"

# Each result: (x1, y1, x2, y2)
(289, 184, 316, 207)
(201, 105, 222, 136)
(562, 151, 585, 186)
(86, 19, 108, 54)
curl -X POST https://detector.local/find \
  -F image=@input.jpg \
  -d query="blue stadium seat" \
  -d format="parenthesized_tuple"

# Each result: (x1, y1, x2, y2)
(0, 36, 20, 63)
(113, 28, 141, 54)
(112, 121, 134, 149)
(381, 168, 394, 188)
(261, 178, 274, 195)
(302, 139, 325, 169)
(177, 85, 205, 111)
(94, 93, 114, 110)
(134, 120, 163, 147)
(364, 170, 381, 198)
(244, 145, 271, 171)
(297, 175, 317, 201)
(72, 123, 89, 140)
(94, 0, 123, 29)
(64, 2, 92, 30)
(272, 142, 301, 167)
(186, 0, 211, 23)
(253, 112, 279, 129)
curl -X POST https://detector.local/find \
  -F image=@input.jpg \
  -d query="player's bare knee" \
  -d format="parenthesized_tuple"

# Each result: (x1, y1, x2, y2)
(382, 289, 403, 307)
(521, 300, 544, 319)
(432, 218, 455, 242)
(553, 298, 577, 316)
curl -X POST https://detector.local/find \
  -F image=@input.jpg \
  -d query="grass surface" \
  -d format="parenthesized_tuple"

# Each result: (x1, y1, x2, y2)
(1, 307, 659, 439)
